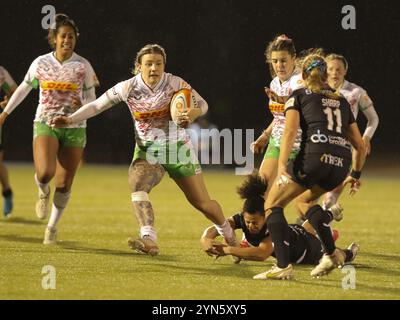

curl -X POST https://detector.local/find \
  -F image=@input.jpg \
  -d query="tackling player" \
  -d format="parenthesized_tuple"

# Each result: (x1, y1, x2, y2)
(200, 173, 359, 272)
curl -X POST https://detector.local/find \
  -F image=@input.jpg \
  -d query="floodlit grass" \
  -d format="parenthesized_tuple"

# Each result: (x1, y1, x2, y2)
(1, 164, 399, 299)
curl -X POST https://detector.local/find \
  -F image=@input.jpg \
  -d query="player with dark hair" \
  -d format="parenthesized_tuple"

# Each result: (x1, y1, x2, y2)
(201, 173, 359, 271)
(0, 14, 99, 243)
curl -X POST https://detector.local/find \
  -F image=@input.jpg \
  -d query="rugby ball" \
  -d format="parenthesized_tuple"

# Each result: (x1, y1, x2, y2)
(170, 88, 202, 125)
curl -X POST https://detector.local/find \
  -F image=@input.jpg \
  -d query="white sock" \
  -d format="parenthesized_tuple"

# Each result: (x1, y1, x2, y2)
(140, 225, 157, 243)
(47, 191, 71, 228)
(34, 174, 50, 196)
(215, 220, 236, 246)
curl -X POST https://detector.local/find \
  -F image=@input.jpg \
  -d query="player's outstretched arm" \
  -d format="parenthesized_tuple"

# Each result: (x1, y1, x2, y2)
(200, 218, 236, 256)
(51, 92, 115, 127)
(214, 237, 274, 262)
(251, 121, 273, 154)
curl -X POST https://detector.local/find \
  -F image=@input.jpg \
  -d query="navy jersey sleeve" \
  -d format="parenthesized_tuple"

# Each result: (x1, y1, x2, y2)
(284, 89, 301, 114)
(232, 213, 243, 230)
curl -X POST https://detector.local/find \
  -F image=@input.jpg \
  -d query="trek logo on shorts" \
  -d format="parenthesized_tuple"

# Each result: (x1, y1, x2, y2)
(320, 153, 344, 167)
(41, 81, 78, 91)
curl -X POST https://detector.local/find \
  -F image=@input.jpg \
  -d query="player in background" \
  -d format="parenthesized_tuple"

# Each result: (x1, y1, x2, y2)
(201, 173, 359, 269)
(322, 53, 379, 210)
(253, 54, 366, 280)
(0, 14, 99, 243)
(250, 35, 304, 196)
(51, 44, 237, 255)
(0, 66, 17, 217)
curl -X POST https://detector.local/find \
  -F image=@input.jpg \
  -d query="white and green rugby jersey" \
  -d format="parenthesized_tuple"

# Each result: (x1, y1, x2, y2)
(25, 52, 99, 128)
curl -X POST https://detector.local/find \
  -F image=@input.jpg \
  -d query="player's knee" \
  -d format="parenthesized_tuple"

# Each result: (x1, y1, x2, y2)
(55, 179, 73, 193)
(128, 170, 158, 193)
(129, 179, 153, 193)
(36, 171, 55, 184)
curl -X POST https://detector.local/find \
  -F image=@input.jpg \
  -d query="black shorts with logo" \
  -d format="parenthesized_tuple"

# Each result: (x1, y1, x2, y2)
(292, 149, 352, 191)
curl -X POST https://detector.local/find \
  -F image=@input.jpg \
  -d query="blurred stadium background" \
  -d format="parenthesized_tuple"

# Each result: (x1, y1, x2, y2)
(0, 0, 399, 166)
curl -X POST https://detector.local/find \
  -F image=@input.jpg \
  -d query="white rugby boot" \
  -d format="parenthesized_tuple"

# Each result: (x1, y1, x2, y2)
(43, 226, 57, 245)
(311, 248, 345, 277)
(346, 242, 360, 262)
(128, 235, 159, 256)
(36, 188, 51, 220)
(328, 203, 344, 222)
(253, 264, 294, 280)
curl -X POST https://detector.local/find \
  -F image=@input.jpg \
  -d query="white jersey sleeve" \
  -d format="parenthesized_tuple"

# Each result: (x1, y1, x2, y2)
(359, 90, 379, 139)
(105, 79, 131, 105)
(24, 58, 40, 89)
(3, 82, 33, 115)
(82, 59, 100, 91)
(69, 92, 114, 124)
(290, 72, 304, 91)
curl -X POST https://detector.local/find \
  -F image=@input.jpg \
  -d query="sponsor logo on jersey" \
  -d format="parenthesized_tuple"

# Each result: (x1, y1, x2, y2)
(310, 130, 351, 149)
(311, 130, 328, 143)
(133, 105, 169, 120)
(269, 103, 285, 113)
(320, 153, 344, 167)
(41, 81, 78, 91)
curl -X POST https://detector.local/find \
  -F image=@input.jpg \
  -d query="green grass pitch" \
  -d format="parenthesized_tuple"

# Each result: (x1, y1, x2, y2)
(1, 164, 399, 299)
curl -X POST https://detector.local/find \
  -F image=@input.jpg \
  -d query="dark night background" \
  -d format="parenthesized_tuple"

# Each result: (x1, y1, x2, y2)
(1, 0, 399, 167)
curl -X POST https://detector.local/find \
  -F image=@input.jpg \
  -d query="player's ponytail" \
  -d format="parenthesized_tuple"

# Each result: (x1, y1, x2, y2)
(302, 54, 340, 99)
(237, 172, 267, 215)
(47, 14, 79, 49)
